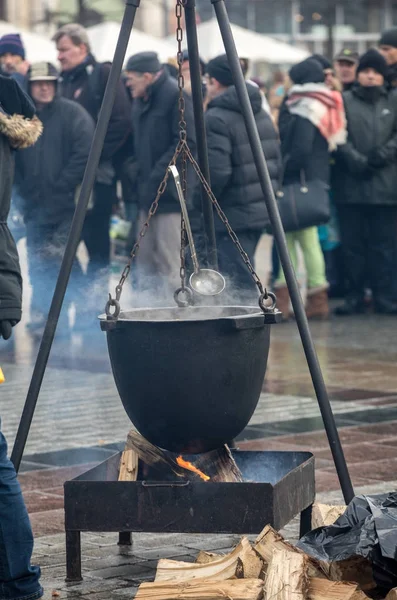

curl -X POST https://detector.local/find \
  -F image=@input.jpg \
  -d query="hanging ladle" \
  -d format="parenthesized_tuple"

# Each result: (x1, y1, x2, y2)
(169, 166, 225, 296)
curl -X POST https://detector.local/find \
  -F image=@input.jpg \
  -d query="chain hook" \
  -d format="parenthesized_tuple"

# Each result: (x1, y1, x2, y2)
(105, 293, 121, 320)
(259, 291, 277, 314)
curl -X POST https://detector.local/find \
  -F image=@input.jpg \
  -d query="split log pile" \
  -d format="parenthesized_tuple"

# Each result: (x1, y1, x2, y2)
(133, 504, 395, 600)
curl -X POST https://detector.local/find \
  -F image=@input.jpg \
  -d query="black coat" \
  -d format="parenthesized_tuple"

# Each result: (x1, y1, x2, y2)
(60, 55, 131, 162)
(15, 97, 95, 224)
(195, 83, 281, 232)
(333, 85, 397, 206)
(279, 104, 330, 186)
(0, 77, 41, 324)
(131, 70, 196, 213)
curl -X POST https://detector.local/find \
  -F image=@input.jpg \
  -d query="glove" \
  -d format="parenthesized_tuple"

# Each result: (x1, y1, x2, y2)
(0, 320, 17, 340)
(368, 148, 388, 169)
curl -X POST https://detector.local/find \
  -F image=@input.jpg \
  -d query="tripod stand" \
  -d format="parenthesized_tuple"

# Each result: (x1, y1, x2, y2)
(11, 0, 354, 504)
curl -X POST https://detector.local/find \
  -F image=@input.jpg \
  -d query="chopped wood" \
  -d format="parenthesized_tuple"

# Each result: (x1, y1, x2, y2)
(308, 577, 360, 600)
(312, 504, 346, 529)
(135, 578, 265, 600)
(254, 525, 326, 578)
(321, 557, 376, 591)
(265, 548, 309, 600)
(386, 588, 397, 600)
(118, 447, 139, 482)
(236, 542, 265, 579)
(155, 537, 253, 582)
(126, 430, 243, 482)
(196, 551, 223, 564)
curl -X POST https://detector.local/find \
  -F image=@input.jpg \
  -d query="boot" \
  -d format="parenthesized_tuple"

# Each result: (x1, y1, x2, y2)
(306, 286, 329, 320)
(273, 285, 291, 321)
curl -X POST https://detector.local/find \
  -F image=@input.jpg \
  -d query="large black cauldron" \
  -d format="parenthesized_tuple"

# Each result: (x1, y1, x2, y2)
(100, 306, 274, 453)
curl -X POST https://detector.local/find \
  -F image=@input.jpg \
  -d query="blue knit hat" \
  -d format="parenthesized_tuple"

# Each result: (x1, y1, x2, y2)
(0, 33, 25, 59)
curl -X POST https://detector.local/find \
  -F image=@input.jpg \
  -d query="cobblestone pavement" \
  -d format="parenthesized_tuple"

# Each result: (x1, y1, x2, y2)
(1, 236, 397, 597)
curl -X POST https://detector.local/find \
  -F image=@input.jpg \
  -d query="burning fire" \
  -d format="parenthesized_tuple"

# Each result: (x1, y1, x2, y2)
(177, 455, 210, 481)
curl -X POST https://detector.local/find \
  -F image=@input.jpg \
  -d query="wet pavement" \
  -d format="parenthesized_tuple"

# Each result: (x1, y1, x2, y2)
(1, 237, 397, 597)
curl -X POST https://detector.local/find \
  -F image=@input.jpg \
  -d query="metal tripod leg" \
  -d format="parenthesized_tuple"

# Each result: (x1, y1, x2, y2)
(11, 0, 142, 472)
(211, 0, 354, 504)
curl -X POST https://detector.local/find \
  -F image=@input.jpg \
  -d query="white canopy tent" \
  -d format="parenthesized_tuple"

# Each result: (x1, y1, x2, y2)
(87, 22, 176, 64)
(169, 19, 309, 65)
(0, 22, 58, 64)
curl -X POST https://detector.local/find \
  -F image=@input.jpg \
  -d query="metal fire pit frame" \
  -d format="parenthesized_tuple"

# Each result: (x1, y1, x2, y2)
(64, 450, 315, 581)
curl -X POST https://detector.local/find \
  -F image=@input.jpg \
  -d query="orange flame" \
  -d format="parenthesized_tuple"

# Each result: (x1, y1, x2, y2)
(177, 455, 211, 481)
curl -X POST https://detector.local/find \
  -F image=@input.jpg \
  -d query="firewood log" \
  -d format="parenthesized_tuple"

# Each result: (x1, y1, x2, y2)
(320, 557, 376, 591)
(135, 578, 265, 600)
(118, 448, 139, 482)
(312, 504, 346, 529)
(254, 525, 326, 578)
(196, 551, 223, 564)
(308, 577, 365, 600)
(155, 537, 257, 582)
(265, 548, 309, 600)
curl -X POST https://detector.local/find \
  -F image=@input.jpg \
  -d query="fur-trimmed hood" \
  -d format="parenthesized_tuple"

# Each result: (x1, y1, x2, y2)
(0, 112, 42, 149)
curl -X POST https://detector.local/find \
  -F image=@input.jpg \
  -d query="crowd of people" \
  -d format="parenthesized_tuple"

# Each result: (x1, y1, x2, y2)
(1, 24, 397, 337)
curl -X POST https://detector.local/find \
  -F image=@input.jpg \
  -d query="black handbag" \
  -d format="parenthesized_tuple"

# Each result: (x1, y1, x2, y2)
(276, 168, 330, 233)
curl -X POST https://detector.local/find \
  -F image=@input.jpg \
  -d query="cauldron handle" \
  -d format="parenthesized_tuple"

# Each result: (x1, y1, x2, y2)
(259, 291, 277, 314)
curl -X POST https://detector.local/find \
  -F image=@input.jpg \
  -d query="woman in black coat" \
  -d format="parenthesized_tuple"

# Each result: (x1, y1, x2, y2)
(334, 49, 397, 315)
(275, 58, 346, 320)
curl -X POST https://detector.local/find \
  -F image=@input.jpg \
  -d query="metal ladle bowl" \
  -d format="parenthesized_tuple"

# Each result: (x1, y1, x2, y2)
(169, 166, 225, 297)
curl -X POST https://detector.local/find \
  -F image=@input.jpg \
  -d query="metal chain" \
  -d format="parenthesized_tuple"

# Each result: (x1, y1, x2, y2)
(184, 145, 268, 299)
(105, 141, 184, 318)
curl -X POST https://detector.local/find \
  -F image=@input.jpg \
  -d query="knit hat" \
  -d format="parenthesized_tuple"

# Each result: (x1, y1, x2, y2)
(29, 62, 59, 82)
(334, 48, 359, 64)
(206, 54, 234, 87)
(126, 51, 161, 73)
(0, 33, 25, 59)
(312, 54, 332, 70)
(289, 58, 325, 85)
(379, 27, 397, 48)
(357, 49, 388, 78)
(181, 49, 206, 76)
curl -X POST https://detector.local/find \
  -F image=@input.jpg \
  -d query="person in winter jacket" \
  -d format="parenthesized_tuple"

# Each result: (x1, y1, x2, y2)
(53, 23, 132, 281)
(379, 27, 397, 89)
(125, 51, 196, 300)
(275, 57, 347, 320)
(0, 33, 29, 87)
(0, 74, 43, 600)
(15, 62, 95, 334)
(193, 54, 281, 298)
(334, 49, 397, 315)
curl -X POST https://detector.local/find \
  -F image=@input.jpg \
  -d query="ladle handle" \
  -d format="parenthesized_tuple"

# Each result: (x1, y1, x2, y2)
(169, 166, 200, 274)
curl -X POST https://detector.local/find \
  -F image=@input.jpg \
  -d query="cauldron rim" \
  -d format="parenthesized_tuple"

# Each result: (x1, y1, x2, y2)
(99, 305, 265, 324)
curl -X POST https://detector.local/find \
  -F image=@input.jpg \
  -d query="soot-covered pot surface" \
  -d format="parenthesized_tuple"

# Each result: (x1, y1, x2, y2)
(100, 305, 274, 453)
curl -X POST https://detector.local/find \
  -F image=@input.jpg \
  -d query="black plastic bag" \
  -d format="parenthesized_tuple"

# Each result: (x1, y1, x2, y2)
(297, 493, 397, 593)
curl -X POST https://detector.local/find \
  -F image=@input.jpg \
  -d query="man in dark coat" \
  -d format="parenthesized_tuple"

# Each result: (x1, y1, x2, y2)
(197, 54, 281, 297)
(53, 23, 132, 281)
(15, 62, 95, 334)
(334, 49, 397, 315)
(0, 74, 43, 600)
(379, 27, 397, 89)
(125, 51, 196, 300)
